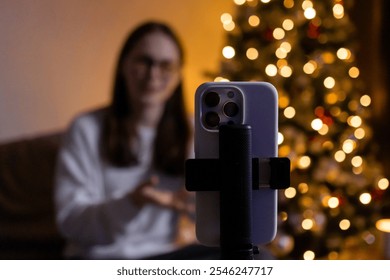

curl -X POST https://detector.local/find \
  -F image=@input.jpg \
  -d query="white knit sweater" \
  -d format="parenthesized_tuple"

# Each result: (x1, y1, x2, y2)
(54, 108, 185, 259)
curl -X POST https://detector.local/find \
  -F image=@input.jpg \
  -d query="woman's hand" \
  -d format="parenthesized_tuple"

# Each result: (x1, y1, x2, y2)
(128, 176, 194, 215)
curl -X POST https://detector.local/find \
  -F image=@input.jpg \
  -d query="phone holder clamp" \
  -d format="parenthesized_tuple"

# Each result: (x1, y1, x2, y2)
(185, 157, 290, 192)
(185, 124, 290, 260)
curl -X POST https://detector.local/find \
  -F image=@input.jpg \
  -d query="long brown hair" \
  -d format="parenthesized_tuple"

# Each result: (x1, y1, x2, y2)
(101, 21, 191, 175)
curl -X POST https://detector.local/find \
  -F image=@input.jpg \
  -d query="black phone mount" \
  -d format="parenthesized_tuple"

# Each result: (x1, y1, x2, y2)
(185, 124, 290, 260)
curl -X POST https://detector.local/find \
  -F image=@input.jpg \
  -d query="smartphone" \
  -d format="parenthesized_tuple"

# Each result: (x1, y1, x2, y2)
(194, 81, 278, 246)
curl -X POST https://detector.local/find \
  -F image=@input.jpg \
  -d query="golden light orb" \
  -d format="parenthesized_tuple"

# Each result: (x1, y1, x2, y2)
(248, 15, 260, 27)
(246, 47, 259, 60)
(347, 116, 362, 128)
(265, 64, 278, 76)
(318, 124, 329, 135)
(351, 156, 363, 167)
(222, 46, 235, 59)
(328, 197, 340, 208)
(285, 187, 297, 199)
(359, 193, 372, 205)
(302, 0, 313, 9)
(337, 48, 351, 60)
(324, 77, 336, 89)
(223, 22, 235, 31)
(284, 0, 294, 9)
(298, 156, 311, 169)
(354, 128, 366, 139)
(282, 19, 294, 31)
(311, 118, 323, 131)
(349, 67, 360, 78)
(339, 219, 351, 230)
(342, 139, 356, 154)
(279, 95, 290, 108)
(278, 132, 284, 145)
(360, 95, 371, 107)
(284, 106, 296, 118)
(234, 0, 246, 5)
(304, 7, 316, 20)
(214, 76, 230, 82)
(303, 60, 317, 74)
(334, 150, 346, 162)
(275, 48, 288, 59)
(280, 65, 293, 77)
(302, 219, 314, 230)
(280, 42, 292, 53)
(303, 250, 315, 260)
(325, 92, 338, 104)
(298, 183, 309, 193)
(273, 28, 286, 40)
(378, 178, 389, 190)
(220, 13, 233, 24)
(333, 3, 345, 19)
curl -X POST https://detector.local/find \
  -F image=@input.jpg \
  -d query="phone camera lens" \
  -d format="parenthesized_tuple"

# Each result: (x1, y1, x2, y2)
(204, 111, 220, 128)
(204, 92, 220, 107)
(223, 102, 239, 117)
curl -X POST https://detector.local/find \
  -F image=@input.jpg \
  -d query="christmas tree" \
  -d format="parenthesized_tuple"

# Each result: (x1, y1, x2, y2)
(214, 0, 390, 259)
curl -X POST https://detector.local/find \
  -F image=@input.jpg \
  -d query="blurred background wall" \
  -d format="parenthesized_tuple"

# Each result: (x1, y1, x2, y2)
(0, 0, 233, 142)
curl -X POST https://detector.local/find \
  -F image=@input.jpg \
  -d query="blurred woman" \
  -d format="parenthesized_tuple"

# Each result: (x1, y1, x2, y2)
(54, 21, 198, 259)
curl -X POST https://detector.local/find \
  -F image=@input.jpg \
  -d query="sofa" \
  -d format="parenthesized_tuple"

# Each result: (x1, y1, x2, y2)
(0, 132, 65, 259)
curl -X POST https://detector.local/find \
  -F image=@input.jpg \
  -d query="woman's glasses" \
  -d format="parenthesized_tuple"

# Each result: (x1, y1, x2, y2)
(132, 56, 180, 78)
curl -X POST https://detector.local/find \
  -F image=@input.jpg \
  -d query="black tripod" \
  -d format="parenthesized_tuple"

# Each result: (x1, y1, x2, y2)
(186, 124, 290, 260)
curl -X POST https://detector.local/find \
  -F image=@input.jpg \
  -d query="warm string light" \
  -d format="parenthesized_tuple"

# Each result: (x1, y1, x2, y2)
(339, 219, 350, 230)
(327, 196, 339, 208)
(233, 0, 246, 5)
(354, 128, 365, 139)
(298, 155, 311, 169)
(284, 0, 294, 9)
(214, 76, 230, 82)
(278, 132, 284, 145)
(359, 193, 372, 205)
(282, 19, 294, 30)
(378, 178, 389, 190)
(337, 47, 352, 60)
(311, 118, 323, 131)
(360, 95, 371, 107)
(342, 139, 356, 154)
(284, 106, 296, 119)
(273, 28, 285, 40)
(302, 218, 314, 230)
(303, 60, 317, 74)
(302, 0, 316, 20)
(284, 187, 297, 199)
(349, 67, 360, 78)
(323, 77, 336, 89)
(333, 3, 345, 19)
(248, 15, 260, 27)
(347, 116, 362, 128)
(265, 64, 278, 76)
(304, 250, 315, 260)
(222, 46, 235, 59)
(246, 48, 259, 60)
(334, 150, 346, 162)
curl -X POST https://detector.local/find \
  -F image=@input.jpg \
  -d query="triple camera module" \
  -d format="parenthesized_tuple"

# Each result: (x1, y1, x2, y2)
(202, 87, 244, 130)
